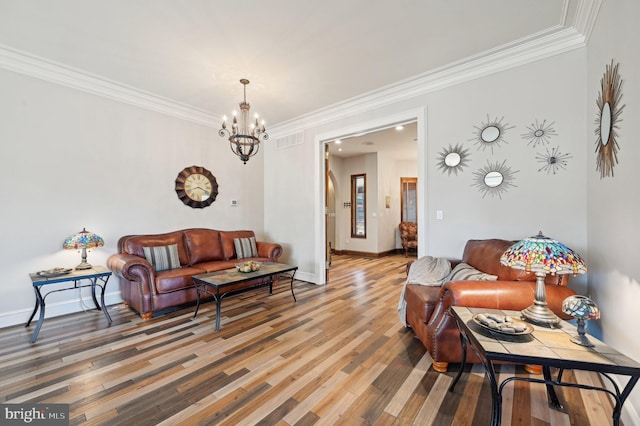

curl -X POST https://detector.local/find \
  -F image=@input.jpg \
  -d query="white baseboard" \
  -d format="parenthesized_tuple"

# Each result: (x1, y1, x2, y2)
(291, 270, 323, 285)
(0, 291, 122, 330)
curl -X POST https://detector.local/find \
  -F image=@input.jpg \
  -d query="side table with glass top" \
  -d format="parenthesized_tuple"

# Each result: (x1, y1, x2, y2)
(27, 266, 112, 343)
(448, 306, 640, 426)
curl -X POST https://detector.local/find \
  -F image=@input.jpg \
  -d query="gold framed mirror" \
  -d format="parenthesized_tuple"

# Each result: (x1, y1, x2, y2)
(595, 60, 625, 178)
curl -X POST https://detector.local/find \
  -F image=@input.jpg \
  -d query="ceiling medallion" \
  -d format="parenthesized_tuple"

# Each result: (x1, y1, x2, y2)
(521, 119, 557, 147)
(470, 115, 515, 154)
(595, 60, 625, 178)
(219, 79, 269, 164)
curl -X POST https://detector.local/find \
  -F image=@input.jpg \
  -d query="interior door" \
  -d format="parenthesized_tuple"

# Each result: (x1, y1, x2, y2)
(401, 177, 417, 223)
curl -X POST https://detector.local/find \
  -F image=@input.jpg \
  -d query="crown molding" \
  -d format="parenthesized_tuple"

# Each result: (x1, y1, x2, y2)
(0, 43, 220, 127)
(270, 26, 587, 138)
(270, 0, 601, 138)
(0, 0, 600, 135)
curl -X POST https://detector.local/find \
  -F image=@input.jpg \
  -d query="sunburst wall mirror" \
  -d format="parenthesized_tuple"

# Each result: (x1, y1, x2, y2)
(436, 143, 470, 175)
(522, 119, 557, 147)
(537, 146, 572, 174)
(595, 60, 625, 178)
(470, 115, 515, 153)
(472, 160, 519, 199)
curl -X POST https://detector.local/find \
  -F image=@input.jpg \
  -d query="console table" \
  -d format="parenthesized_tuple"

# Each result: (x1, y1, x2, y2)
(27, 266, 112, 343)
(449, 306, 640, 426)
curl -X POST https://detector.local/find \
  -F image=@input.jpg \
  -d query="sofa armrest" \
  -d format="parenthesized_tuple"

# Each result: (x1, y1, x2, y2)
(107, 253, 156, 295)
(256, 242, 283, 262)
(430, 280, 576, 327)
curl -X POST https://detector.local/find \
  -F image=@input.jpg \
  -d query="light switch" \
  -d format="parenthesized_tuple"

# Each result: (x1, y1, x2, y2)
(436, 210, 443, 220)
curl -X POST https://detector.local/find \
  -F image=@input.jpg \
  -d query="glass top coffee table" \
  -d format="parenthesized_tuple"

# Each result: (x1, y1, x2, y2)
(449, 306, 640, 426)
(192, 262, 297, 331)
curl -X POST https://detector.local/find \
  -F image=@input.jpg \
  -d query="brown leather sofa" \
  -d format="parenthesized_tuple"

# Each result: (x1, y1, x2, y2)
(107, 228, 282, 319)
(404, 238, 577, 373)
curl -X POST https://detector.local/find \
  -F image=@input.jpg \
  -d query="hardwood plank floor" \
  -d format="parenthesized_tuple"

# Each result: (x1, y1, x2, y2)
(0, 254, 617, 425)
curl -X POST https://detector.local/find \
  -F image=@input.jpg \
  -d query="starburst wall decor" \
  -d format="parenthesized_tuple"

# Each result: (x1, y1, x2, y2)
(536, 146, 572, 174)
(436, 143, 470, 176)
(522, 119, 557, 147)
(470, 115, 515, 153)
(472, 160, 519, 199)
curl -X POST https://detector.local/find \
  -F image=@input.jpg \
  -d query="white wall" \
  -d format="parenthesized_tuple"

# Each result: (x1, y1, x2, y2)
(425, 52, 588, 271)
(266, 50, 588, 290)
(0, 69, 265, 328)
(376, 155, 400, 253)
(586, 0, 640, 423)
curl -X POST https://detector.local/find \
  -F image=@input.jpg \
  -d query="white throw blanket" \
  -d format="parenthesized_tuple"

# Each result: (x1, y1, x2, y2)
(398, 256, 452, 327)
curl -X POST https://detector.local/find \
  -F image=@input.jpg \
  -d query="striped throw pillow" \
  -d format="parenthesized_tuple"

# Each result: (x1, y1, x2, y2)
(143, 244, 181, 271)
(234, 237, 258, 259)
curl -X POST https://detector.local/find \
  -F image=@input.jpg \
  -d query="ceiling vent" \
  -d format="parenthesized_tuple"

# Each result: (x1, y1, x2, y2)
(275, 132, 304, 150)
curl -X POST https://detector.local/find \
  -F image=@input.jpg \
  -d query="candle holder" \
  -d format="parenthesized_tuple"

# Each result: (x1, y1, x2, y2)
(562, 295, 600, 347)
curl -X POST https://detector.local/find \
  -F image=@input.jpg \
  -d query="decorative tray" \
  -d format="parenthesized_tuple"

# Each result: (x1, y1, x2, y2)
(37, 268, 73, 278)
(472, 313, 533, 336)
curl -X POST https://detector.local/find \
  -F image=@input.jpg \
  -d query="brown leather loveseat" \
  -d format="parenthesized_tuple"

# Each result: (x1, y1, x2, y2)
(404, 238, 577, 373)
(107, 228, 282, 319)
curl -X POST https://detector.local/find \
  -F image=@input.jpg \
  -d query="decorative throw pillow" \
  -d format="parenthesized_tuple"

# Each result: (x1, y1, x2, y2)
(444, 262, 498, 282)
(143, 244, 181, 272)
(234, 237, 258, 259)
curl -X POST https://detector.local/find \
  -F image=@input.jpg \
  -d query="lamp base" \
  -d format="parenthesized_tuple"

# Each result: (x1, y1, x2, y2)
(75, 261, 93, 270)
(75, 247, 92, 270)
(521, 303, 561, 327)
(520, 272, 562, 327)
(569, 318, 595, 347)
(570, 334, 595, 347)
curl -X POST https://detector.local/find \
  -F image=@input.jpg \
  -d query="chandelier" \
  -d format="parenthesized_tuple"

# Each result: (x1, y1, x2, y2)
(219, 79, 269, 164)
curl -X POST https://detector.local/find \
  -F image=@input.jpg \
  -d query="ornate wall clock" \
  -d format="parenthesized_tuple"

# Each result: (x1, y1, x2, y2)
(175, 166, 218, 208)
(595, 60, 625, 178)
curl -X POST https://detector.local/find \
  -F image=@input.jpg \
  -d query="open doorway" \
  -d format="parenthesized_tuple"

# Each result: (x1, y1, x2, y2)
(323, 120, 418, 280)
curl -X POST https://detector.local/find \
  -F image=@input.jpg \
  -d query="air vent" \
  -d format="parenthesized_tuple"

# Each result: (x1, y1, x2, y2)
(275, 132, 304, 150)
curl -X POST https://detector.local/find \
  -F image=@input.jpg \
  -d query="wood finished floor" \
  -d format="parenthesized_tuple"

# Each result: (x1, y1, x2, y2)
(0, 254, 617, 425)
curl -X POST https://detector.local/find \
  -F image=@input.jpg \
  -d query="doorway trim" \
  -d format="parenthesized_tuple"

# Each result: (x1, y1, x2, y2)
(315, 107, 427, 284)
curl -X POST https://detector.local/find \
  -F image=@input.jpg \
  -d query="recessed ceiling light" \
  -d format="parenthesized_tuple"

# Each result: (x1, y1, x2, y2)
(338, 148, 342, 152)
(335, 140, 342, 144)
(395, 125, 404, 131)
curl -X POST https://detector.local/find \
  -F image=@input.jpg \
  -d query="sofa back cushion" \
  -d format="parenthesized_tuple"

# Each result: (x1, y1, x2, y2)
(462, 239, 567, 285)
(220, 230, 256, 260)
(121, 231, 189, 266)
(183, 229, 224, 264)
